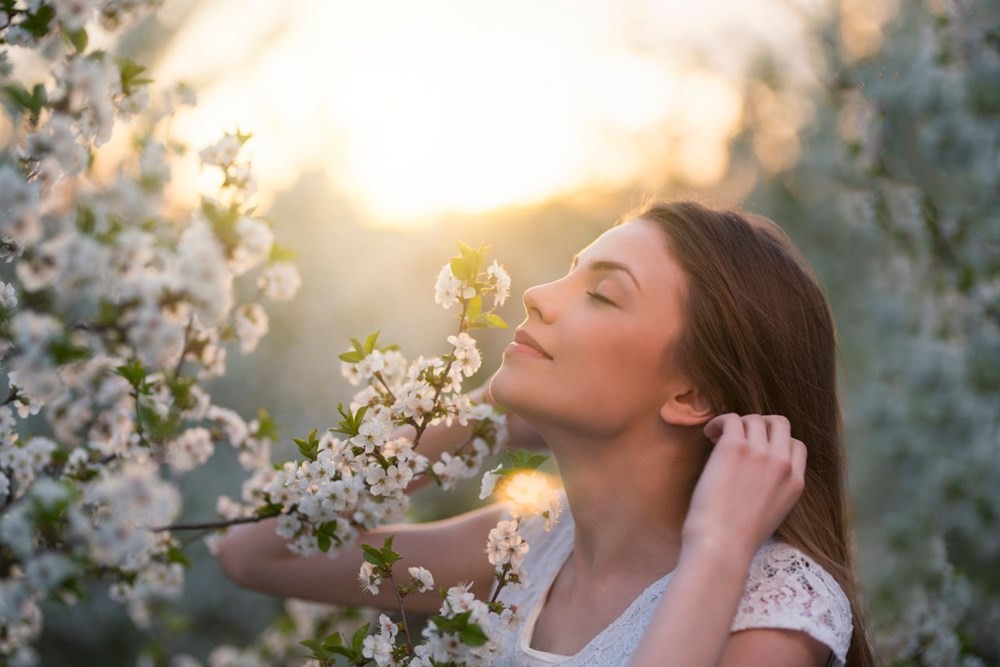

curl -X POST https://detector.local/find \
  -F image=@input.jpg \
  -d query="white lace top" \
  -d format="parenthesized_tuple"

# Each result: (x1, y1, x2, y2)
(491, 497, 853, 666)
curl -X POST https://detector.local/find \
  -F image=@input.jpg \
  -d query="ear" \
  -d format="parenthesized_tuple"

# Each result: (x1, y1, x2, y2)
(660, 385, 714, 427)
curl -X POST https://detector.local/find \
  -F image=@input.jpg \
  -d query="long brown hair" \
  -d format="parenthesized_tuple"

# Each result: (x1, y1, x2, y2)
(624, 200, 876, 666)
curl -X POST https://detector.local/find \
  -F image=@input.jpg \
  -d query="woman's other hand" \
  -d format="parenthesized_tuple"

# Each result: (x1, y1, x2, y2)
(682, 413, 806, 562)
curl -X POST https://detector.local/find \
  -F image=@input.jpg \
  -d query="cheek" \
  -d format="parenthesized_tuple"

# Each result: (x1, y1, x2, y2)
(563, 324, 666, 405)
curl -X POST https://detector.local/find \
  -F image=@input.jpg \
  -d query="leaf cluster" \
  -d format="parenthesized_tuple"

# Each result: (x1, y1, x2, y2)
(338, 330, 397, 364)
(300, 622, 370, 666)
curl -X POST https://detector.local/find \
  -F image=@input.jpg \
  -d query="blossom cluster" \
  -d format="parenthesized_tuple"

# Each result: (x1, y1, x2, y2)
(0, 4, 300, 663)
(213, 247, 512, 562)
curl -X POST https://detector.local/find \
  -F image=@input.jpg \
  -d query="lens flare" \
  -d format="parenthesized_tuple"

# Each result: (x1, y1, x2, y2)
(499, 471, 560, 517)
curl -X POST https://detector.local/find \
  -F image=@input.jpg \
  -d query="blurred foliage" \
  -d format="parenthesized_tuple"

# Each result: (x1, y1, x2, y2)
(739, 1, 1000, 664)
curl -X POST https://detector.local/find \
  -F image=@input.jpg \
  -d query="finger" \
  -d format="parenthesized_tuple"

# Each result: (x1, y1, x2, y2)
(703, 413, 744, 444)
(763, 415, 791, 445)
(790, 437, 807, 481)
(742, 414, 768, 450)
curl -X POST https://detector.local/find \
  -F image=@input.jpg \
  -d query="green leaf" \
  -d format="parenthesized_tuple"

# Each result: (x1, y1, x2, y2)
(331, 404, 368, 438)
(363, 330, 380, 354)
(20, 5, 54, 39)
(268, 242, 297, 263)
(255, 503, 283, 519)
(166, 544, 192, 568)
(457, 240, 488, 277)
(299, 639, 322, 652)
(459, 621, 489, 647)
(482, 313, 508, 329)
(450, 256, 471, 282)
(379, 535, 401, 566)
(322, 632, 344, 649)
(200, 200, 241, 253)
(338, 350, 364, 363)
(114, 56, 153, 95)
(349, 337, 365, 355)
(49, 338, 89, 365)
(328, 645, 357, 659)
(115, 359, 147, 389)
(293, 428, 320, 461)
(504, 449, 549, 471)
(298, 638, 328, 660)
(351, 622, 371, 653)
(466, 295, 482, 321)
(360, 543, 384, 566)
(62, 26, 88, 53)
(255, 408, 279, 441)
(76, 205, 97, 234)
(2, 84, 33, 109)
(2, 83, 46, 120)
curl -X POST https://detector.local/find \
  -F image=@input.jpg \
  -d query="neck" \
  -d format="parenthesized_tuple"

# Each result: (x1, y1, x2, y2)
(544, 422, 708, 584)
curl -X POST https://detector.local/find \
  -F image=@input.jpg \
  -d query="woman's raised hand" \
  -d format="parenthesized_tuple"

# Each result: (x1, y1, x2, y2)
(682, 413, 806, 562)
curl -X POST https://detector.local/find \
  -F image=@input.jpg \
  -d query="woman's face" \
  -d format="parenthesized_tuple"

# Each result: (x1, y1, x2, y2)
(490, 218, 689, 437)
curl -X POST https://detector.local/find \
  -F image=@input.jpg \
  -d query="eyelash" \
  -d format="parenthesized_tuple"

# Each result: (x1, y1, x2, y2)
(586, 290, 617, 307)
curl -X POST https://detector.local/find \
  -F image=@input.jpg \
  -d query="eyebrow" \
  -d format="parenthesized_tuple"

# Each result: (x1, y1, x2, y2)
(570, 255, 642, 291)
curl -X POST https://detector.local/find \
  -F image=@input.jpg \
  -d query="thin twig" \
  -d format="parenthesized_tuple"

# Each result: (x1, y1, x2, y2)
(411, 300, 469, 451)
(489, 563, 512, 604)
(150, 514, 263, 533)
(373, 371, 397, 404)
(385, 570, 414, 652)
(171, 316, 195, 381)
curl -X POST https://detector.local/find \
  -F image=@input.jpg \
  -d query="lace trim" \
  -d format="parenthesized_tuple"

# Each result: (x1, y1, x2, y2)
(731, 542, 853, 666)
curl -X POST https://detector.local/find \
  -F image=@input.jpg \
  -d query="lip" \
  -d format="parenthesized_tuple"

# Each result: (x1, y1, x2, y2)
(510, 328, 553, 360)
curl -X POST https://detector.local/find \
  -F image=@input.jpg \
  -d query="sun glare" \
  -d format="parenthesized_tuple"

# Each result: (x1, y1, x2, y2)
(500, 471, 561, 518)
(149, 0, 799, 227)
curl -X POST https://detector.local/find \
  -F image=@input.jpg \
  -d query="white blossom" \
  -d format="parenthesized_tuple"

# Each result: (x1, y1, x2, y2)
(433, 264, 474, 309)
(447, 332, 482, 377)
(358, 561, 382, 595)
(408, 566, 434, 593)
(257, 262, 301, 301)
(479, 464, 502, 500)
(487, 260, 511, 307)
(165, 427, 215, 472)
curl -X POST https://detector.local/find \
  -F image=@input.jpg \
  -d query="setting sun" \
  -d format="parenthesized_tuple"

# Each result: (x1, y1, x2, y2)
(145, 0, 793, 227)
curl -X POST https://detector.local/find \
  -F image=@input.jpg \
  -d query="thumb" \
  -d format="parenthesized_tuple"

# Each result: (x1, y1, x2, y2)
(702, 412, 738, 445)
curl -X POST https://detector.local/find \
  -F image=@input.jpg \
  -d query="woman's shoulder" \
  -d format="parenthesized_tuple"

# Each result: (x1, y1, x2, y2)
(731, 540, 853, 666)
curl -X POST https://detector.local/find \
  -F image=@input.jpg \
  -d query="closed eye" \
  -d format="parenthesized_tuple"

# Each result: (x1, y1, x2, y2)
(586, 291, 619, 307)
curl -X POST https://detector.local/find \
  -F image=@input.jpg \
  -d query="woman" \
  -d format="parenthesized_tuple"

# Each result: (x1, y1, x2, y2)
(219, 201, 875, 666)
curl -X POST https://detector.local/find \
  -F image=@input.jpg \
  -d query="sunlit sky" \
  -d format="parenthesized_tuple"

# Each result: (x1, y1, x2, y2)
(148, 0, 821, 226)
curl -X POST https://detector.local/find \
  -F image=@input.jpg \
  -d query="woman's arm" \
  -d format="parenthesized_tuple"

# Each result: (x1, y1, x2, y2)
(218, 379, 543, 609)
(627, 413, 823, 667)
(217, 502, 505, 614)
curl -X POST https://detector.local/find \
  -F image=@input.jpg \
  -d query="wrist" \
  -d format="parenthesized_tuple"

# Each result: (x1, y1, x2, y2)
(680, 527, 758, 572)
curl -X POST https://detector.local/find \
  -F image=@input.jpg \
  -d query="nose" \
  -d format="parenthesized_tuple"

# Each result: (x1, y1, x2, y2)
(522, 279, 558, 324)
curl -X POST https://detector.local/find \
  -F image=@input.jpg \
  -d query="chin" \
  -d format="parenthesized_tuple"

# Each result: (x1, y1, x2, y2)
(487, 363, 517, 410)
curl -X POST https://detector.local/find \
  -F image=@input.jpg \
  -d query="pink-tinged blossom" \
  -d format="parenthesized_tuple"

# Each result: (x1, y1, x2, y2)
(408, 566, 434, 593)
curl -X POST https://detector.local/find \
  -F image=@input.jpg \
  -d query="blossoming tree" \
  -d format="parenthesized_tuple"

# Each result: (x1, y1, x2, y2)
(738, 1, 1000, 663)
(0, 3, 564, 666)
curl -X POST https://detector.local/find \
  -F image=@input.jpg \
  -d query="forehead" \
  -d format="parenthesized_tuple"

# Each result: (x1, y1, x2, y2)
(579, 219, 684, 292)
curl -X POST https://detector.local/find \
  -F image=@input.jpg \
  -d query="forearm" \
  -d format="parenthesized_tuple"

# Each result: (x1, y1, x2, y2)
(628, 540, 753, 667)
